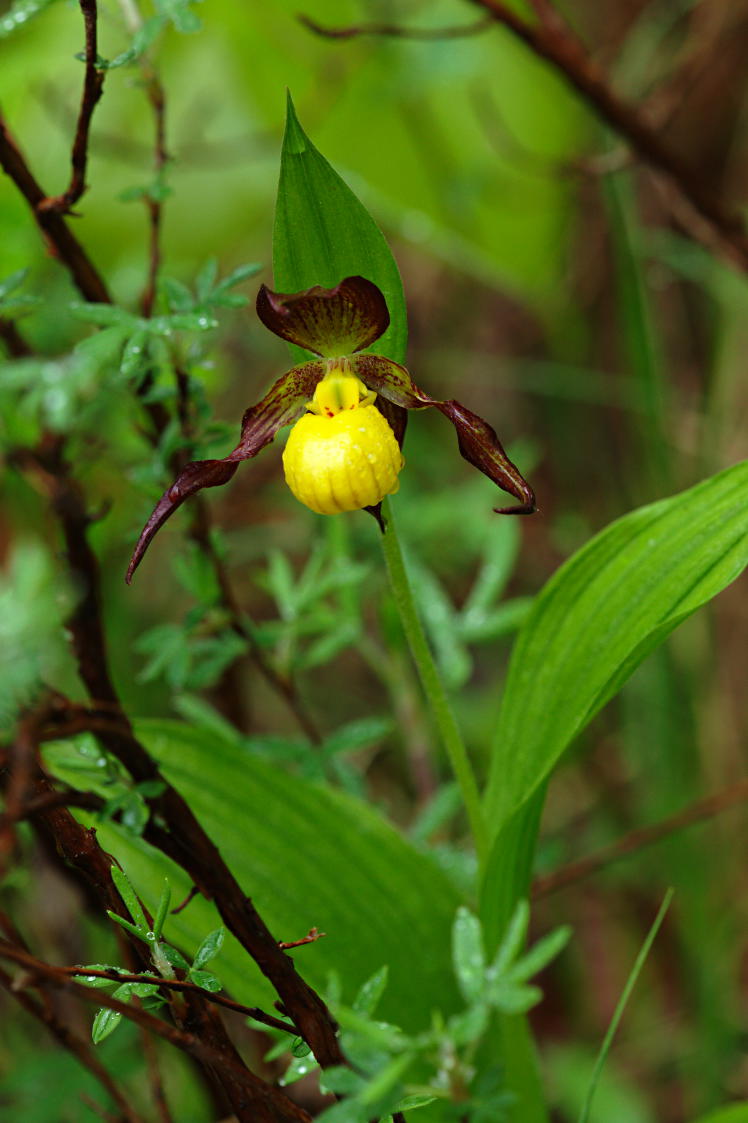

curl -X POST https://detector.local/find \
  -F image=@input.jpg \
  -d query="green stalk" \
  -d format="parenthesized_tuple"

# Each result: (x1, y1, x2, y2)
(380, 497, 489, 863)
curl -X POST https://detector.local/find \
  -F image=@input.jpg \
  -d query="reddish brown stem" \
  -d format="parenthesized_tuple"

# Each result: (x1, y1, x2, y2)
(38, 0, 105, 215)
(0, 963, 144, 1123)
(0, 316, 32, 356)
(0, 942, 313, 1123)
(298, 12, 492, 39)
(139, 73, 168, 318)
(463, 0, 748, 269)
(12, 439, 343, 1069)
(0, 116, 110, 301)
(60, 965, 299, 1034)
(302, 0, 748, 271)
(533, 777, 748, 898)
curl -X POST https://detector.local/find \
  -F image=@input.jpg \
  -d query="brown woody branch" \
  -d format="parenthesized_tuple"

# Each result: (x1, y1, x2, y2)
(55, 965, 300, 1035)
(0, 942, 313, 1123)
(302, 0, 748, 271)
(138, 71, 168, 319)
(10, 439, 343, 1069)
(464, 0, 748, 269)
(38, 0, 105, 215)
(2, 764, 301, 1123)
(0, 118, 110, 302)
(533, 776, 748, 898)
(0, 961, 144, 1123)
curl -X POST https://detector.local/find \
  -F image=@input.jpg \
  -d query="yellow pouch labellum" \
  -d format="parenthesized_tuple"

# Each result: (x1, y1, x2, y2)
(283, 403, 404, 515)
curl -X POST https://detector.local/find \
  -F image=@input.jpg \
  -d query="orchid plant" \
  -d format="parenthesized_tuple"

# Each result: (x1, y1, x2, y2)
(126, 276, 535, 583)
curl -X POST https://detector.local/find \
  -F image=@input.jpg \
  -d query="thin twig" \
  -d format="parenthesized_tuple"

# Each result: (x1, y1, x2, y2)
(38, 0, 105, 215)
(139, 71, 168, 318)
(533, 777, 748, 898)
(0, 942, 313, 1123)
(278, 927, 326, 951)
(60, 965, 300, 1034)
(0, 114, 111, 301)
(0, 704, 46, 874)
(461, 0, 748, 270)
(138, 1021, 175, 1123)
(186, 497, 323, 743)
(299, 12, 492, 40)
(302, 0, 748, 272)
(9, 439, 344, 1068)
(0, 964, 143, 1123)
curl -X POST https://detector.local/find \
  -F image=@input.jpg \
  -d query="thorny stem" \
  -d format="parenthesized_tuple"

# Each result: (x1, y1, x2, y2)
(380, 498, 489, 864)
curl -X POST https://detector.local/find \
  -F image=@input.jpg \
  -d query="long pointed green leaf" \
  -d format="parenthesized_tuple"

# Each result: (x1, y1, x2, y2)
(273, 94, 407, 365)
(485, 461, 748, 836)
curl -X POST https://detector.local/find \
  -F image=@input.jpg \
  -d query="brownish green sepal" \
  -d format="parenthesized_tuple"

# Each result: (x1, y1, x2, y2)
(126, 359, 326, 582)
(256, 275, 389, 357)
(352, 354, 536, 515)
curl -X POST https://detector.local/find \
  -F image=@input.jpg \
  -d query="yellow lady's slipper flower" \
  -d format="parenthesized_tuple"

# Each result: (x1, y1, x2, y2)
(282, 367, 403, 515)
(127, 276, 534, 583)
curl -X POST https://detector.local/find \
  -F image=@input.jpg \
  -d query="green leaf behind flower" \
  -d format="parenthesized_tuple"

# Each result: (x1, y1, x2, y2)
(273, 94, 407, 366)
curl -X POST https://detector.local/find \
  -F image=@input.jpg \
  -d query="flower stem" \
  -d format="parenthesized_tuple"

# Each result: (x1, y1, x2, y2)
(380, 498, 489, 863)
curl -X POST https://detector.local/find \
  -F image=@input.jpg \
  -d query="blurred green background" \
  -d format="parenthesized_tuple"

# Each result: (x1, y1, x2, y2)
(2, 0, 748, 1120)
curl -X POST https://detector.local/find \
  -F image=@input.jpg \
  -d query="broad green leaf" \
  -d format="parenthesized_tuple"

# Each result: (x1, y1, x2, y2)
(69, 721, 461, 1030)
(273, 94, 407, 366)
(485, 461, 748, 835)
